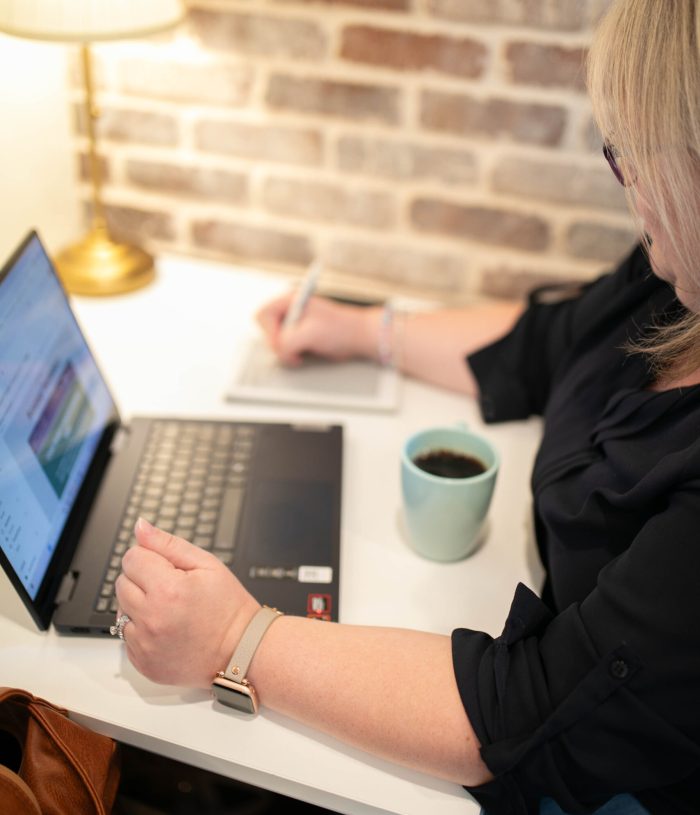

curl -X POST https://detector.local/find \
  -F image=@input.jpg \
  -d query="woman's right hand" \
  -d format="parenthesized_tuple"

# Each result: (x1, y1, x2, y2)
(255, 293, 381, 366)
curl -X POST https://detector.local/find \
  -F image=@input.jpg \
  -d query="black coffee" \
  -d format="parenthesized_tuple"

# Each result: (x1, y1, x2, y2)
(413, 448, 487, 479)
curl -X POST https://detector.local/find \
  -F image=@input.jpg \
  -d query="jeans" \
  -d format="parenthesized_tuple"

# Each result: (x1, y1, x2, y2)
(541, 796, 651, 814)
(480, 794, 651, 815)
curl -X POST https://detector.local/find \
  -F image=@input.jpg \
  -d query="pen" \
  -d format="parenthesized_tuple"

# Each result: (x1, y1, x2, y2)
(282, 260, 322, 329)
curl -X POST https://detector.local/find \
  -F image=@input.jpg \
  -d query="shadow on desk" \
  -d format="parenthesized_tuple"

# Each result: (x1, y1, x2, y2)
(115, 743, 339, 815)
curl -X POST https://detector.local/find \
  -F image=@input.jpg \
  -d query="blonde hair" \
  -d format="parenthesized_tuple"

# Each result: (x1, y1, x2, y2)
(587, 0, 700, 379)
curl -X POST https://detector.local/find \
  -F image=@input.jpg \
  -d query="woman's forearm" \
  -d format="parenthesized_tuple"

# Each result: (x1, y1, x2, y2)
(360, 302, 524, 395)
(248, 615, 493, 787)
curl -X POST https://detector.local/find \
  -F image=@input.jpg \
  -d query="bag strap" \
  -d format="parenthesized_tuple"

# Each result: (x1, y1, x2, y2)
(0, 687, 117, 815)
(0, 687, 67, 715)
(0, 764, 41, 815)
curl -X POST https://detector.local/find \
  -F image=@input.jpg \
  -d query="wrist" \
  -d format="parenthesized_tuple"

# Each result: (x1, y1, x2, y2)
(357, 306, 385, 361)
(213, 596, 261, 683)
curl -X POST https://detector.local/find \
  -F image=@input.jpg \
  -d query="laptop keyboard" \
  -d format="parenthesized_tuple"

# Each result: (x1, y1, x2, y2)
(96, 420, 256, 614)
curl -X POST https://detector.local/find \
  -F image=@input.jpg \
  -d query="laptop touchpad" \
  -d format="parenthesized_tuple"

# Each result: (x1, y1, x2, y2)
(248, 479, 335, 565)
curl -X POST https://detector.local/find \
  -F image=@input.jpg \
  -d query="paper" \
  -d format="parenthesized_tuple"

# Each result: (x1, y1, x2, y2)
(225, 337, 401, 412)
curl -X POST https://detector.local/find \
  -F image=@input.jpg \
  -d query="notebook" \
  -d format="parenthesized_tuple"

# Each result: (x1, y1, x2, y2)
(0, 231, 342, 634)
(226, 336, 401, 412)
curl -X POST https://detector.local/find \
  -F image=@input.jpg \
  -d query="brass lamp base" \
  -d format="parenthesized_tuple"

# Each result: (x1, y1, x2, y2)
(54, 227, 155, 296)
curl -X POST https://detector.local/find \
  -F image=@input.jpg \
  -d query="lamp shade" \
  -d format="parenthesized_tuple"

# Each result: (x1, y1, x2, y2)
(0, 0, 184, 43)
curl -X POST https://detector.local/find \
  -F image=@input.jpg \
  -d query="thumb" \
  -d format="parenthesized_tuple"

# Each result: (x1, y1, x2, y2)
(134, 517, 209, 570)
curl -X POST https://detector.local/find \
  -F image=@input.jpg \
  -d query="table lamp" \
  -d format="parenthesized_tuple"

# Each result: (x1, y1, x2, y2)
(0, 0, 184, 295)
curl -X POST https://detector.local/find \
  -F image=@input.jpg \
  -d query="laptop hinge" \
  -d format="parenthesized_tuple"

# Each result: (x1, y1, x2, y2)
(56, 571, 78, 605)
(110, 424, 130, 455)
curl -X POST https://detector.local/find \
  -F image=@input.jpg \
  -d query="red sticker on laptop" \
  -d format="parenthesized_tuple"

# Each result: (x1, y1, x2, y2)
(307, 593, 332, 615)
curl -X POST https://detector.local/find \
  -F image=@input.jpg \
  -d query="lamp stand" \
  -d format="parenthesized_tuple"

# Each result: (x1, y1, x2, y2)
(55, 43, 155, 296)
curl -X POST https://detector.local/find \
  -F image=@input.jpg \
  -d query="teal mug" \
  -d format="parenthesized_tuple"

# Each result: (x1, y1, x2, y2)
(401, 425, 499, 561)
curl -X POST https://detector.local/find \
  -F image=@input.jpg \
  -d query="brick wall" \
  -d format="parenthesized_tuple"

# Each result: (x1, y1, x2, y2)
(71, 0, 637, 302)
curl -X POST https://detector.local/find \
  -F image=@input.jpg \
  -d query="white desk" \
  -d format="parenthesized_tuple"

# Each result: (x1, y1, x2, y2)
(0, 255, 543, 815)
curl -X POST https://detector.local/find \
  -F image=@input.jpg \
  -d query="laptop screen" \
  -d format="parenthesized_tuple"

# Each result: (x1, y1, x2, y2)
(0, 233, 115, 599)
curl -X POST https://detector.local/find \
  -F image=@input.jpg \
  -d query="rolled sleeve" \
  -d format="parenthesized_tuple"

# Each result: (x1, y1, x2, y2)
(452, 486, 700, 814)
(466, 246, 649, 424)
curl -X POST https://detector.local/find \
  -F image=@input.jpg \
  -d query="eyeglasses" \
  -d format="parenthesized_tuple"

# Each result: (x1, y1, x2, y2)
(603, 141, 635, 187)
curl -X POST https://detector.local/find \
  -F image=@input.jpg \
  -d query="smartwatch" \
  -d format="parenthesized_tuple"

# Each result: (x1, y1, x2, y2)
(211, 605, 283, 714)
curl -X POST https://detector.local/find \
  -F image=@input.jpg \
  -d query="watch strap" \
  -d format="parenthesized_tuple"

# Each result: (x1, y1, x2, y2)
(222, 606, 282, 684)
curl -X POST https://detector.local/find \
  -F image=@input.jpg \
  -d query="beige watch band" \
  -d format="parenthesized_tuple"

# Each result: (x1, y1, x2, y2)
(222, 606, 283, 685)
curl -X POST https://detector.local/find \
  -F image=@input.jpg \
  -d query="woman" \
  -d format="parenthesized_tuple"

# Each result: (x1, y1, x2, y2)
(115, 2, 700, 813)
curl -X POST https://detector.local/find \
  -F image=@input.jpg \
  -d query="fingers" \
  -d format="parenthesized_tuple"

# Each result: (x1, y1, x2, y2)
(134, 518, 213, 571)
(255, 293, 292, 351)
(115, 570, 145, 612)
(120, 543, 172, 595)
(255, 292, 318, 365)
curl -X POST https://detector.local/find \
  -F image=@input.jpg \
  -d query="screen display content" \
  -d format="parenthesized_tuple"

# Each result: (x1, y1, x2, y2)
(0, 236, 114, 599)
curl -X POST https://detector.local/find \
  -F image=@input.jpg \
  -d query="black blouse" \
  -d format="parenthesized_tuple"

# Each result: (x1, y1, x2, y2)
(454, 245, 700, 815)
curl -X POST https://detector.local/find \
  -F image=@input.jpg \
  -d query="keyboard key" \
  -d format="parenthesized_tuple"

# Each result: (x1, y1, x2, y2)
(215, 488, 244, 549)
(195, 522, 215, 536)
(97, 420, 252, 611)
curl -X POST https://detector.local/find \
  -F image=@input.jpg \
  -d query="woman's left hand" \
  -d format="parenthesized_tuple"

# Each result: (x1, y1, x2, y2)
(114, 518, 260, 688)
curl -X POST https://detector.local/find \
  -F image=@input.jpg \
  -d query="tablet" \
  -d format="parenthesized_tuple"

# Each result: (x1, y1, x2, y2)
(225, 336, 401, 412)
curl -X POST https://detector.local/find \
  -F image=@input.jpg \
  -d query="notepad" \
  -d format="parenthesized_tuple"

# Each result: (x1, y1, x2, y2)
(225, 336, 401, 412)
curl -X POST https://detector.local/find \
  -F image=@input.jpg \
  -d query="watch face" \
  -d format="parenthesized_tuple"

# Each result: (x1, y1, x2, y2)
(212, 677, 258, 715)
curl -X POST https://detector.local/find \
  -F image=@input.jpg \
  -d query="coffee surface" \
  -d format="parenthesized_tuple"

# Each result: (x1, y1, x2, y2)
(413, 448, 486, 479)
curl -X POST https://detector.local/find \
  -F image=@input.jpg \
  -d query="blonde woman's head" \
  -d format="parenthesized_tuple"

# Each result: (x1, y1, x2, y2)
(588, 0, 700, 372)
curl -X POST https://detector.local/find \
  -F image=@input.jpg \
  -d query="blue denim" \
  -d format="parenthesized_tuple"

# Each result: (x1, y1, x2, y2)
(480, 794, 650, 815)
(540, 795, 650, 814)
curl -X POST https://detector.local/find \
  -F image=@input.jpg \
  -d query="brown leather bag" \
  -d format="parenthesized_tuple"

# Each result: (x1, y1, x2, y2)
(0, 687, 120, 815)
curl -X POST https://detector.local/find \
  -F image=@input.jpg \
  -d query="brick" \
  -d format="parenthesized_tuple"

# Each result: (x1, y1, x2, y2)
(192, 220, 313, 267)
(480, 265, 586, 300)
(119, 59, 253, 106)
(420, 91, 566, 147)
(505, 42, 587, 91)
(263, 177, 395, 229)
(337, 136, 477, 185)
(324, 239, 467, 293)
(411, 197, 550, 251)
(340, 26, 488, 79)
(188, 10, 326, 61)
(79, 153, 110, 183)
(76, 105, 178, 146)
(272, 0, 409, 10)
(195, 120, 322, 166)
(426, 0, 587, 31)
(126, 160, 248, 203)
(566, 222, 637, 262)
(492, 156, 628, 210)
(90, 203, 176, 243)
(267, 74, 400, 125)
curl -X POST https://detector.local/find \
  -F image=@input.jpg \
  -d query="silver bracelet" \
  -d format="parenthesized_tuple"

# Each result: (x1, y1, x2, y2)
(377, 302, 394, 367)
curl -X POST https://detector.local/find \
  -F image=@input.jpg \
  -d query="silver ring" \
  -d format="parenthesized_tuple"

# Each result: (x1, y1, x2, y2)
(109, 614, 131, 641)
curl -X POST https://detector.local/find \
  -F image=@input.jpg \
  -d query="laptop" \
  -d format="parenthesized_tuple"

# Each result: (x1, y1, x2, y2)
(0, 231, 342, 634)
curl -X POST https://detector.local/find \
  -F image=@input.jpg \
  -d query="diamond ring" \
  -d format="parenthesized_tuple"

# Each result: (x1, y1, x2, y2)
(109, 613, 131, 641)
